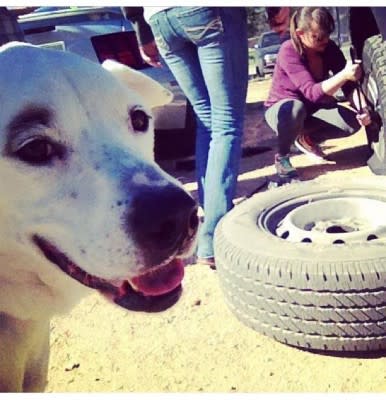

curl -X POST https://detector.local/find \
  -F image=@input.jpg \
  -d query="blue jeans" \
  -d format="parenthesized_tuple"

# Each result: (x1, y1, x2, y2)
(149, 7, 248, 259)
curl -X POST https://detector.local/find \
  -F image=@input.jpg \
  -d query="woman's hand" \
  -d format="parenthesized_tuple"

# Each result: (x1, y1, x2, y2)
(139, 41, 162, 68)
(356, 107, 372, 127)
(343, 60, 362, 82)
(322, 60, 363, 96)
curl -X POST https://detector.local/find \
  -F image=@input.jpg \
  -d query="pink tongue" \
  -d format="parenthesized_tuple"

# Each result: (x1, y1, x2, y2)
(130, 259, 184, 296)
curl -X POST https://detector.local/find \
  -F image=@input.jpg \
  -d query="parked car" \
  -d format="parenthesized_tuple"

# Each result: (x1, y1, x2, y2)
(253, 30, 290, 77)
(17, 6, 195, 161)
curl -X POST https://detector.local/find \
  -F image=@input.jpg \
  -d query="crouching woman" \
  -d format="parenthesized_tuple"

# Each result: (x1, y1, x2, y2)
(264, 6, 372, 179)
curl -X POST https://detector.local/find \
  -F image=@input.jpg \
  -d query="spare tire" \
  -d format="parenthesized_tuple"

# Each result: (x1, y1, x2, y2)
(214, 176, 386, 352)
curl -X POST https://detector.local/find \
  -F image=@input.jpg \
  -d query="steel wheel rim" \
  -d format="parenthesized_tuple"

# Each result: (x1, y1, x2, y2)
(258, 189, 386, 244)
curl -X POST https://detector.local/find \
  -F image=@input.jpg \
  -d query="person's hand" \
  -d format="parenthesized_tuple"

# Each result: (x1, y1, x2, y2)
(139, 41, 162, 68)
(343, 60, 362, 82)
(356, 107, 372, 127)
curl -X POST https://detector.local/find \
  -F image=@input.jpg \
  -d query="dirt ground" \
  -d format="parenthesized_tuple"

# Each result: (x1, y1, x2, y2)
(46, 77, 386, 393)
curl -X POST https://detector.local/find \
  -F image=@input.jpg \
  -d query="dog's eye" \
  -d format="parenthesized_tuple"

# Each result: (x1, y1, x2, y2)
(15, 138, 57, 165)
(130, 109, 150, 132)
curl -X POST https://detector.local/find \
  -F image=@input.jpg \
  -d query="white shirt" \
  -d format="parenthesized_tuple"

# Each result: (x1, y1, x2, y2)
(143, 7, 172, 23)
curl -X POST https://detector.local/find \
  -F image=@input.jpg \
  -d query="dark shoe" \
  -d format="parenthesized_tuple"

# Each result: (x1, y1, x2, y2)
(274, 153, 298, 179)
(196, 256, 216, 270)
(295, 133, 326, 161)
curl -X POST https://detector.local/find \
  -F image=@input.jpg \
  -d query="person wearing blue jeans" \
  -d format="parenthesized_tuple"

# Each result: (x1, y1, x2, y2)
(123, 7, 248, 267)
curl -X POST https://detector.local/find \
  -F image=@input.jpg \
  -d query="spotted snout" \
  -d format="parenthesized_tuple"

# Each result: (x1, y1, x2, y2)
(127, 185, 199, 266)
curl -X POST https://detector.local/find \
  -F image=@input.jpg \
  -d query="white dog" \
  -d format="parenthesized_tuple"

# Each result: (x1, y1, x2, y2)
(0, 42, 198, 392)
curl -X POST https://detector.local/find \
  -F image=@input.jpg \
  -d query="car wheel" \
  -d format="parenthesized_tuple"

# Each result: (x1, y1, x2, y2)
(362, 34, 386, 174)
(214, 176, 386, 352)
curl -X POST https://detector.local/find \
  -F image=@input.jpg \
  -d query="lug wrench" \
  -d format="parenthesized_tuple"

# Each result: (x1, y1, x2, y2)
(349, 46, 363, 112)
(350, 46, 380, 149)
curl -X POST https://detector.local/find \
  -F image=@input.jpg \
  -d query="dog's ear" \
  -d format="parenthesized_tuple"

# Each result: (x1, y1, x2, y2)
(102, 60, 173, 108)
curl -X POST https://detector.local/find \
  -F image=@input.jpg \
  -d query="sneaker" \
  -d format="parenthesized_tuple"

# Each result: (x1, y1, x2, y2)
(196, 256, 216, 270)
(274, 153, 298, 178)
(295, 133, 326, 161)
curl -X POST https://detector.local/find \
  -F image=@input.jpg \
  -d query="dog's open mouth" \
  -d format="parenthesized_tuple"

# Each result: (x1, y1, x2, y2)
(32, 235, 184, 312)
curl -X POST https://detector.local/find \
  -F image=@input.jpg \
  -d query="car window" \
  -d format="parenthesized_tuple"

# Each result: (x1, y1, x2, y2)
(260, 32, 290, 47)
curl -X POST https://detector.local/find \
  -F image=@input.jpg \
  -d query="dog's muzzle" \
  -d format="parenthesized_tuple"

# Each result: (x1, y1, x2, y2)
(32, 185, 198, 312)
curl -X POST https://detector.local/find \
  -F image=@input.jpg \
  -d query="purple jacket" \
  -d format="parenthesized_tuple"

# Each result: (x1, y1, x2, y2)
(265, 39, 356, 109)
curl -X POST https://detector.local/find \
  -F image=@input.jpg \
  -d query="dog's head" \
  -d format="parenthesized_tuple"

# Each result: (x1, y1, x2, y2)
(0, 43, 198, 319)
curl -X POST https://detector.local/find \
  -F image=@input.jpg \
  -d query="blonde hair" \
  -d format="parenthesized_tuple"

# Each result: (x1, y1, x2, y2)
(290, 7, 335, 56)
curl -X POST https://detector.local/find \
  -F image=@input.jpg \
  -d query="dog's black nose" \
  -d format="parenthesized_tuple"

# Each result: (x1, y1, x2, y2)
(127, 185, 198, 265)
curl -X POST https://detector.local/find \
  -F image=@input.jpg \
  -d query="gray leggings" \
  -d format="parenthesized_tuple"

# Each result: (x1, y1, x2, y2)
(264, 99, 361, 155)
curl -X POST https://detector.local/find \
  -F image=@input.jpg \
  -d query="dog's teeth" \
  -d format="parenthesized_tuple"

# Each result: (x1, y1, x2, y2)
(118, 280, 130, 296)
(68, 264, 77, 275)
(83, 274, 91, 286)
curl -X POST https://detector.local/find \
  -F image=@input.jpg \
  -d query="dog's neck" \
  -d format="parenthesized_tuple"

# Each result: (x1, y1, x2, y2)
(0, 312, 50, 391)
